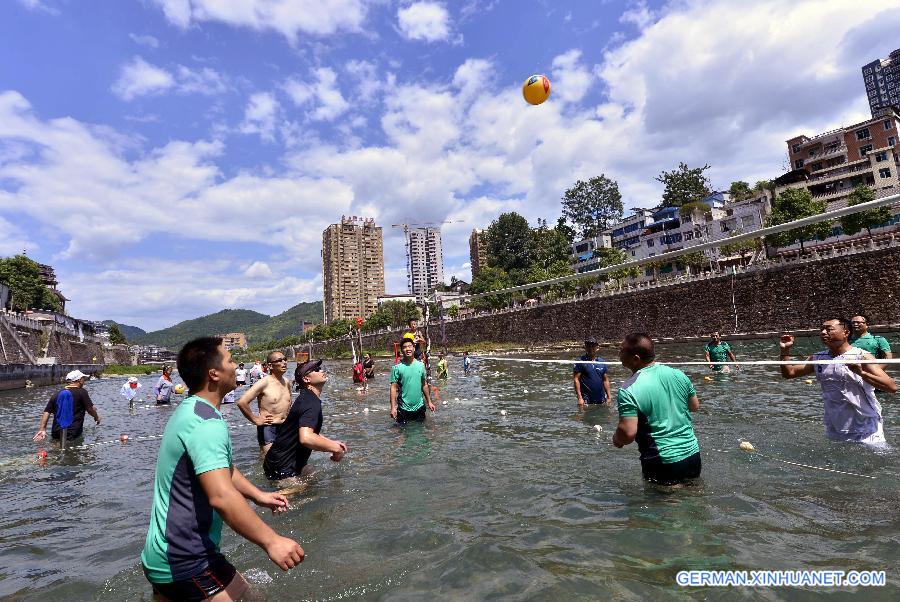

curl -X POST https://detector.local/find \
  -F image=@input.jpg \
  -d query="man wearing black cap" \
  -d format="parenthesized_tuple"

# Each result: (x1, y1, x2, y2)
(573, 337, 611, 407)
(263, 359, 347, 481)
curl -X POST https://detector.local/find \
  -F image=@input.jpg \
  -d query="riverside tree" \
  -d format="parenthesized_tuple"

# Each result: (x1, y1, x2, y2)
(0, 255, 61, 312)
(840, 184, 891, 238)
(656, 162, 712, 207)
(485, 212, 533, 273)
(765, 188, 831, 252)
(560, 175, 624, 239)
(107, 323, 128, 345)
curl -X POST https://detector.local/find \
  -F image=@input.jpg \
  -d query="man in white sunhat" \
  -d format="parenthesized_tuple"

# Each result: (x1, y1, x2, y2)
(33, 370, 101, 442)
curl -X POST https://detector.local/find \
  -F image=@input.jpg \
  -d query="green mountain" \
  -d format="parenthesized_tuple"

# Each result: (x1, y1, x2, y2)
(245, 302, 323, 342)
(132, 302, 323, 349)
(102, 320, 146, 340)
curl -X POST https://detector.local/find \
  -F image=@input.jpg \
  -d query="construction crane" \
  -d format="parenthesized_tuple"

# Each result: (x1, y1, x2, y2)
(390, 219, 460, 301)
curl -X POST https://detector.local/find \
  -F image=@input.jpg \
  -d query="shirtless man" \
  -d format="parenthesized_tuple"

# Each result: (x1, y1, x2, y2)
(237, 350, 293, 455)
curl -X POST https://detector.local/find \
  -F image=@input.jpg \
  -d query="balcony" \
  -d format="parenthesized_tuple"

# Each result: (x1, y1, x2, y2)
(808, 159, 872, 184)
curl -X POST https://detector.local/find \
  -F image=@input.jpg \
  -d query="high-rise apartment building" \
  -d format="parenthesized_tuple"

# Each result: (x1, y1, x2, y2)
(322, 216, 385, 324)
(862, 48, 900, 117)
(468, 229, 487, 279)
(407, 227, 444, 300)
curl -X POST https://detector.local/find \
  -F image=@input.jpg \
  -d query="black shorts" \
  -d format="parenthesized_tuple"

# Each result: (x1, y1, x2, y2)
(256, 424, 278, 446)
(641, 451, 702, 486)
(236, 380, 246, 386)
(584, 397, 608, 405)
(149, 557, 237, 601)
(396, 406, 427, 424)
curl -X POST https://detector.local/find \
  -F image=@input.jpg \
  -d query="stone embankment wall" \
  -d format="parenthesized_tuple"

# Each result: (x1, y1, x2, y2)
(0, 363, 101, 391)
(316, 246, 900, 356)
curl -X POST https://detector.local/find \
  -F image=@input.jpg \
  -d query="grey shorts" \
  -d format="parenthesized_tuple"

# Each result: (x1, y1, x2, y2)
(256, 424, 277, 446)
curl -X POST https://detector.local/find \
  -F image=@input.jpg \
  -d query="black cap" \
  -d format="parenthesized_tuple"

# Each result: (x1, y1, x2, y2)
(296, 359, 323, 379)
(584, 337, 599, 346)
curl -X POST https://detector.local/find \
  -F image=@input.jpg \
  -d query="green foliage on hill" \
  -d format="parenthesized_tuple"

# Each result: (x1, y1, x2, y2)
(244, 302, 323, 342)
(102, 320, 146, 340)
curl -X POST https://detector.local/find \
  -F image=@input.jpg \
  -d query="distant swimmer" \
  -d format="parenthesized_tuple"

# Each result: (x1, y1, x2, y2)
(612, 333, 702, 485)
(33, 370, 101, 442)
(849, 314, 892, 367)
(463, 351, 472, 375)
(703, 330, 736, 372)
(263, 359, 347, 480)
(574, 337, 611, 407)
(236, 351, 292, 456)
(141, 337, 303, 600)
(154, 365, 178, 405)
(436, 353, 449, 379)
(779, 318, 896, 446)
(235, 362, 248, 387)
(120, 376, 142, 404)
(390, 339, 436, 424)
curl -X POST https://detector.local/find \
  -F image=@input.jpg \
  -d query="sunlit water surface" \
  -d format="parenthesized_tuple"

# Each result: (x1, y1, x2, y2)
(0, 338, 898, 600)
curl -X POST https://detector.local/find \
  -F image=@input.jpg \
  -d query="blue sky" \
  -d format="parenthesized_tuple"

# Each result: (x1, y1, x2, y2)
(1, 0, 898, 330)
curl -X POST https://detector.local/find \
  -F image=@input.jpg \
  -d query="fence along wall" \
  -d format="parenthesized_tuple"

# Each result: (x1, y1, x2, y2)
(317, 245, 900, 355)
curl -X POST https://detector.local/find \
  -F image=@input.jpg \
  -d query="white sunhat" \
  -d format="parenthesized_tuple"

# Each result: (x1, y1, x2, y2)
(127, 376, 139, 383)
(65, 369, 89, 381)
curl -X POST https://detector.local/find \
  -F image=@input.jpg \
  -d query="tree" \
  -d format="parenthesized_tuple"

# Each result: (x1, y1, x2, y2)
(469, 265, 513, 309)
(561, 175, 624, 239)
(485, 212, 533, 273)
(729, 181, 752, 201)
(531, 221, 572, 270)
(362, 300, 419, 332)
(719, 235, 762, 263)
(0, 255, 62, 312)
(593, 247, 639, 289)
(765, 188, 831, 252)
(107, 323, 127, 345)
(656, 162, 712, 207)
(678, 201, 712, 220)
(841, 184, 891, 238)
(679, 251, 708, 275)
(554, 216, 576, 244)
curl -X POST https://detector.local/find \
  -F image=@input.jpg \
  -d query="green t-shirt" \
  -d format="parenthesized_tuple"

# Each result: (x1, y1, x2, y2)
(849, 333, 891, 358)
(390, 359, 427, 411)
(703, 341, 731, 370)
(617, 363, 699, 464)
(141, 396, 233, 583)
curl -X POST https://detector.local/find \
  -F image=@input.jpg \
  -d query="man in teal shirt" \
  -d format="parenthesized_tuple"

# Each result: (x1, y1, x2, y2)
(390, 339, 436, 423)
(613, 332, 702, 485)
(703, 330, 736, 372)
(141, 337, 304, 600)
(849, 314, 892, 364)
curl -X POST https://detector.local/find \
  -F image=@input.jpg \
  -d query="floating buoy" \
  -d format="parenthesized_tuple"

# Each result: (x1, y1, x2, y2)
(454, 397, 460, 401)
(704, 376, 713, 381)
(442, 400, 447, 405)
(174, 384, 186, 394)
(593, 424, 603, 432)
(804, 379, 814, 385)
(500, 410, 507, 416)
(120, 433, 130, 443)
(37, 449, 48, 459)
(739, 441, 755, 452)
(363, 407, 369, 413)
(523, 389, 529, 393)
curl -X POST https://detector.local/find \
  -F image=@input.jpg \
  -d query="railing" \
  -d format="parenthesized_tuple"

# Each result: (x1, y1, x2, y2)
(0, 311, 45, 331)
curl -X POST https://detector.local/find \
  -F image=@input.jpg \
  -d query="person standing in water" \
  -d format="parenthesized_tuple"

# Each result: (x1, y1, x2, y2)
(235, 362, 248, 387)
(613, 333, 702, 485)
(390, 339, 435, 424)
(120, 376, 142, 404)
(33, 370, 101, 442)
(236, 351, 293, 456)
(849, 314, 892, 366)
(154, 365, 178, 405)
(574, 337, 611, 407)
(363, 353, 375, 381)
(703, 330, 737, 372)
(402, 318, 427, 361)
(779, 318, 896, 446)
(436, 353, 448, 379)
(140, 337, 303, 600)
(463, 351, 472, 375)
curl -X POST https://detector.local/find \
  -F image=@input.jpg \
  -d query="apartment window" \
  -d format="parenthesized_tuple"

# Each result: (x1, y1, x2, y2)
(859, 144, 872, 156)
(808, 148, 818, 157)
(646, 239, 654, 247)
(741, 216, 755, 228)
(791, 143, 801, 153)
(875, 151, 888, 162)
(856, 128, 870, 140)
(885, 120, 893, 130)
(795, 159, 804, 169)
(811, 162, 823, 171)
(879, 168, 892, 178)
(684, 231, 693, 241)
(889, 136, 896, 147)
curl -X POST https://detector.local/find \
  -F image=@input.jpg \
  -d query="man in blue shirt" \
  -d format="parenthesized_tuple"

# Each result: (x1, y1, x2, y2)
(574, 338, 611, 407)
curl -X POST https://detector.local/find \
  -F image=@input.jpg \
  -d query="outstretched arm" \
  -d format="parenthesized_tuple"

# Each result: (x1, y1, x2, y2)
(779, 335, 814, 379)
(849, 352, 897, 393)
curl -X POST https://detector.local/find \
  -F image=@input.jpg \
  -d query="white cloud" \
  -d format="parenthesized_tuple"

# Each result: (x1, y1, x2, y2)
(397, 2, 451, 42)
(112, 57, 230, 101)
(240, 92, 280, 141)
(452, 58, 493, 100)
(620, 0, 656, 29)
(151, 0, 369, 42)
(129, 33, 160, 48)
(0, 216, 36, 256)
(345, 59, 380, 100)
(111, 57, 176, 101)
(244, 261, 274, 278)
(551, 49, 593, 104)
(16, 0, 59, 15)
(283, 68, 349, 121)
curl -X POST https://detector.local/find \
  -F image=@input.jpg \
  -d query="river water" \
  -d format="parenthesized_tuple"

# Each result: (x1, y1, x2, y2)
(1, 338, 897, 600)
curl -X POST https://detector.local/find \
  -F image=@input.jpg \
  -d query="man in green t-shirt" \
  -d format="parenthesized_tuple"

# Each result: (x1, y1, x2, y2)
(849, 314, 892, 366)
(703, 330, 736, 372)
(141, 337, 304, 600)
(390, 339, 436, 423)
(613, 332, 702, 485)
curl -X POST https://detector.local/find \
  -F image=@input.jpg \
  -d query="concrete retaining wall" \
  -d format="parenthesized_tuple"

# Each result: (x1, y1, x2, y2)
(0, 363, 102, 391)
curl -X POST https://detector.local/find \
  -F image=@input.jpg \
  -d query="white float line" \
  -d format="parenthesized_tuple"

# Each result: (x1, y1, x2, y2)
(752, 451, 876, 480)
(475, 356, 900, 366)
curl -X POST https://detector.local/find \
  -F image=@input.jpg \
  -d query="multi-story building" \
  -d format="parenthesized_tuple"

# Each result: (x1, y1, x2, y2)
(407, 227, 444, 300)
(220, 332, 247, 350)
(322, 216, 385, 324)
(36, 261, 68, 312)
(469, 229, 487, 279)
(862, 48, 900, 117)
